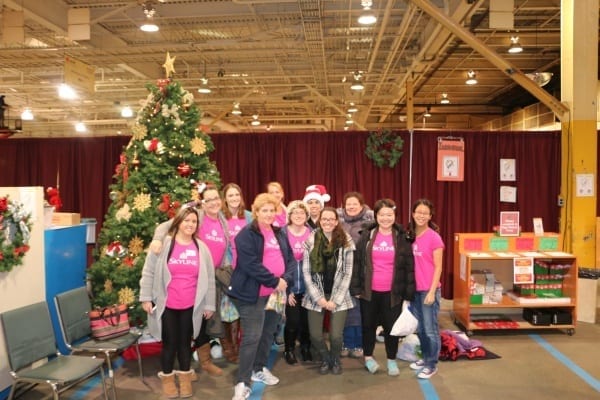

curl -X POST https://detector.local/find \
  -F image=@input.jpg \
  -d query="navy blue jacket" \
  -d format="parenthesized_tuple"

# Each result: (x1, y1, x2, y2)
(227, 220, 295, 303)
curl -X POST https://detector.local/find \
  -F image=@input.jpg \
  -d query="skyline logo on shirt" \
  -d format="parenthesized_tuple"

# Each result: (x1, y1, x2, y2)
(373, 240, 394, 252)
(412, 243, 422, 257)
(293, 242, 304, 252)
(265, 237, 280, 249)
(203, 229, 225, 243)
(169, 249, 197, 265)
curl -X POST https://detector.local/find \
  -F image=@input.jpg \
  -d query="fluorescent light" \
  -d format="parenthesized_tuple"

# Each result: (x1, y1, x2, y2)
(140, 22, 159, 32)
(251, 114, 260, 126)
(347, 103, 358, 113)
(358, 0, 377, 25)
(424, 107, 431, 118)
(231, 102, 242, 115)
(21, 107, 34, 120)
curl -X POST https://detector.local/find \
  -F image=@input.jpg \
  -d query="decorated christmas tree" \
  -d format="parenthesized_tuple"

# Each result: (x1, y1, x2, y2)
(87, 53, 221, 324)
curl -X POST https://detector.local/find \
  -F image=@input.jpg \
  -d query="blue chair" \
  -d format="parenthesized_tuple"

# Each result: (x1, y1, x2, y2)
(54, 287, 143, 400)
(0, 301, 108, 400)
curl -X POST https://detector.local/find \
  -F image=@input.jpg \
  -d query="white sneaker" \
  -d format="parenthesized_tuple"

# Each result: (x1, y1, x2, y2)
(409, 359, 425, 370)
(251, 367, 279, 385)
(232, 382, 251, 400)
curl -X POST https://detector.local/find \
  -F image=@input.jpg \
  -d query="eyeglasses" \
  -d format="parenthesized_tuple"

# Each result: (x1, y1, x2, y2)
(291, 210, 306, 215)
(203, 197, 221, 204)
(320, 218, 337, 222)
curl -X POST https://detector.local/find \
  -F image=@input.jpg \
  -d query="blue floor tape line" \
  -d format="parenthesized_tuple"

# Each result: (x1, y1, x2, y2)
(530, 334, 600, 392)
(418, 378, 441, 400)
(248, 344, 280, 400)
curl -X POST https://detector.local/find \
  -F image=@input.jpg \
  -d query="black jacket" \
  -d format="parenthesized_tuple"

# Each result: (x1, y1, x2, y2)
(350, 222, 415, 307)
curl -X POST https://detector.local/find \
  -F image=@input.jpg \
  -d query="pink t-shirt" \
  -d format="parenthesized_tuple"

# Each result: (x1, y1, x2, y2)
(259, 226, 285, 297)
(227, 216, 248, 268)
(412, 228, 445, 291)
(166, 241, 199, 309)
(198, 214, 227, 268)
(273, 208, 287, 227)
(371, 232, 395, 291)
(287, 227, 310, 261)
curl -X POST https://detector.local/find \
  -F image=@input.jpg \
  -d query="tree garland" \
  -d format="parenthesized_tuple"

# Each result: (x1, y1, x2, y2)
(365, 130, 404, 168)
(0, 195, 33, 273)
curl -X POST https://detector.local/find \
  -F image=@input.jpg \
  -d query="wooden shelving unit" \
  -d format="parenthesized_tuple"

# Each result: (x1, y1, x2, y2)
(453, 232, 577, 335)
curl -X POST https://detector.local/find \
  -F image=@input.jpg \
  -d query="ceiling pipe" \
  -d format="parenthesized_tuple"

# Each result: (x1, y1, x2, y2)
(409, 0, 569, 120)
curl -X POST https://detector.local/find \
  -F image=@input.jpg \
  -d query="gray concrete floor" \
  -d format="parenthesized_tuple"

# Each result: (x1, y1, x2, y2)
(8, 300, 600, 400)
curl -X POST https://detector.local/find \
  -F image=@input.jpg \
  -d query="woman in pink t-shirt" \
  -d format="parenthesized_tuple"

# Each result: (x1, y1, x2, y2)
(407, 199, 444, 380)
(351, 199, 415, 376)
(140, 206, 215, 398)
(267, 181, 287, 227)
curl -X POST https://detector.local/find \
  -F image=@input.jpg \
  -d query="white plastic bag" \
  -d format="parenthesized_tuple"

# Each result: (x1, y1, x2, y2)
(397, 333, 421, 361)
(390, 300, 418, 337)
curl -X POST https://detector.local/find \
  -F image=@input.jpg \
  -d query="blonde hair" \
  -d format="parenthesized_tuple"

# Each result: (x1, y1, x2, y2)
(287, 200, 308, 225)
(251, 193, 279, 220)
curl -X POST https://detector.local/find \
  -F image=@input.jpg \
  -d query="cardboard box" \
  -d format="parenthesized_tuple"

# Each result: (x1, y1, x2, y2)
(51, 212, 81, 226)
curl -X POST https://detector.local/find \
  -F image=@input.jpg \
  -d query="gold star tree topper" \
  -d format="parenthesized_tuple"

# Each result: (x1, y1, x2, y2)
(163, 52, 176, 78)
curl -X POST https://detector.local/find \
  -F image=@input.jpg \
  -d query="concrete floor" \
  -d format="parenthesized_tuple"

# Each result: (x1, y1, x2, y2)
(7, 300, 600, 400)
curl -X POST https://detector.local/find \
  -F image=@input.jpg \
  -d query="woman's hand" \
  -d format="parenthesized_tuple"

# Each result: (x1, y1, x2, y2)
(203, 310, 214, 319)
(149, 239, 163, 254)
(288, 293, 297, 306)
(276, 278, 288, 292)
(325, 300, 336, 311)
(424, 291, 435, 305)
(142, 301, 154, 314)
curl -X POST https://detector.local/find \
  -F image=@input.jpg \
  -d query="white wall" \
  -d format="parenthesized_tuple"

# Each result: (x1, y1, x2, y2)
(0, 187, 45, 393)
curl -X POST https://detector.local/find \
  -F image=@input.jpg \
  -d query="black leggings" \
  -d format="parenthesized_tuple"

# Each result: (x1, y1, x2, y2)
(360, 291, 402, 359)
(161, 307, 193, 373)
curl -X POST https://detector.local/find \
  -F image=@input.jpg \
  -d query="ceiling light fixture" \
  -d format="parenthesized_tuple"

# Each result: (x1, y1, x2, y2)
(350, 73, 364, 91)
(347, 102, 358, 113)
(75, 121, 87, 133)
(198, 62, 211, 94)
(140, 2, 159, 32)
(525, 72, 553, 87)
(358, 0, 377, 25)
(508, 36, 523, 54)
(465, 70, 478, 85)
(440, 93, 450, 104)
(121, 105, 133, 118)
(21, 107, 34, 121)
(251, 114, 260, 126)
(424, 106, 431, 118)
(231, 102, 242, 115)
(58, 83, 77, 99)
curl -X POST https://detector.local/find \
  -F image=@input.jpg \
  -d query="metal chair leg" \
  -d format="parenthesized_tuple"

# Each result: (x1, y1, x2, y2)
(104, 351, 117, 400)
(99, 367, 109, 400)
(134, 342, 144, 382)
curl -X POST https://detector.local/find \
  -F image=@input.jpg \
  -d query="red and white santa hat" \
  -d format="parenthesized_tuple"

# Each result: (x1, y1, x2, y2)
(303, 184, 331, 208)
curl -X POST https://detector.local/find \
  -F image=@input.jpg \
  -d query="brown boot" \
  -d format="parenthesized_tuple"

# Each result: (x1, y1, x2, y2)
(197, 343, 223, 377)
(176, 370, 194, 398)
(190, 369, 198, 382)
(230, 319, 240, 360)
(157, 371, 178, 399)
(221, 323, 239, 363)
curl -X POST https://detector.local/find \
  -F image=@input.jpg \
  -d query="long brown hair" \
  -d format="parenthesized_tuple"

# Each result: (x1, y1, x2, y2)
(319, 207, 350, 248)
(222, 182, 247, 219)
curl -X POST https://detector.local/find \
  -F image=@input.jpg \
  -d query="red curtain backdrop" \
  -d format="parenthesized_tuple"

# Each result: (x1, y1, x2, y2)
(0, 130, 563, 298)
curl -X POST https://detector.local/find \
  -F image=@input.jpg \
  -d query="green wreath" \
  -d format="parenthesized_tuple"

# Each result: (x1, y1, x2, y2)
(0, 195, 33, 273)
(365, 130, 404, 168)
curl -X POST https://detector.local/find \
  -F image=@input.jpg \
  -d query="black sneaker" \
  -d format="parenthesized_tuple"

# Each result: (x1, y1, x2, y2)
(300, 348, 313, 362)
(331, 360, 343, 375)
(318, 361, 330, 375)
(284, 351, 298, 365)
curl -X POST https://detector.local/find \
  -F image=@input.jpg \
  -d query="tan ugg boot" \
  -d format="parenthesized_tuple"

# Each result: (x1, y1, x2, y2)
(221, 322, 239, 363)
(197, 343, 223, 377)
(157, 371, 178, 399)
(190, 369, 198, 382)
(176, 370, 194, 398)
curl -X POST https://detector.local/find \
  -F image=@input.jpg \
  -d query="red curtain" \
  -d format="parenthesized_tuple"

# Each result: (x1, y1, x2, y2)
(0, 130, 562, 298)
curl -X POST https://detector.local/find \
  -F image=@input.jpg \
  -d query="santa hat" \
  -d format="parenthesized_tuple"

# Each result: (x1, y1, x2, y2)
(303, 184, 330, 208)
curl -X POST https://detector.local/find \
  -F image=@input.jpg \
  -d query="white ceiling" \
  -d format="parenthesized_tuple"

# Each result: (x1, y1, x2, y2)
(0, 0, 571, 137)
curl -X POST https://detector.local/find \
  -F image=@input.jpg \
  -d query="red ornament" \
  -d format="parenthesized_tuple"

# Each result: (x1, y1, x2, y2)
(177, 162, 192, 177)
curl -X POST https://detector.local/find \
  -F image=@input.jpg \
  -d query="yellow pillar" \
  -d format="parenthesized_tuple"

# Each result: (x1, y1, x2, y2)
(560, 0, 598, 268)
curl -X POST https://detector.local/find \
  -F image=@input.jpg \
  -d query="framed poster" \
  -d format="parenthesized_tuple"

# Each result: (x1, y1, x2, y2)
(437, 137, 464, 182)
(499, 211, 520, 236)
(500, 186, 516, 203)
(500, 158, 516, 181)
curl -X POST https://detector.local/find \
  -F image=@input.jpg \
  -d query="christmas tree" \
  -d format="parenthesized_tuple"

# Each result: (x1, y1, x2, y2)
(87, 53, 221, 324)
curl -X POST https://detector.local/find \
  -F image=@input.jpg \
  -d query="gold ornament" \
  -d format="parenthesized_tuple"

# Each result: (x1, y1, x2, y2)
(131, 124, 148, 140)
(190, 137, 207, 155)
(163, 52, 176, 78)
(133, 193, 152, 211)
(104, 279, 113, 293)
(118, 287, 136, 305)
(128, 235, 144, 256)
(116, 203, 132, 221)
(190, 188, 200, 202)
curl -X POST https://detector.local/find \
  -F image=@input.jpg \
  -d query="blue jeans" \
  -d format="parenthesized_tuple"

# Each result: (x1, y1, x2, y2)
(232, 296, 281, 386)
(411, 289, 441, 369)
